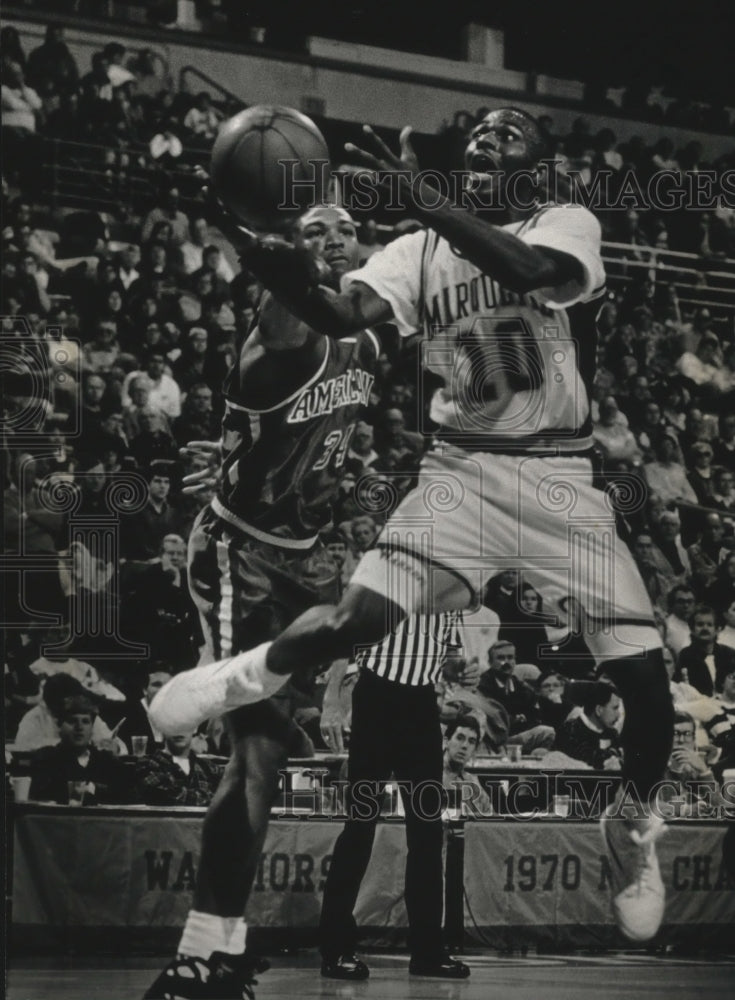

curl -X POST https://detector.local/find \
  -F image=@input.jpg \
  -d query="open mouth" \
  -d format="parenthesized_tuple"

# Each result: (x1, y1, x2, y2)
(469, 150, 501, 175)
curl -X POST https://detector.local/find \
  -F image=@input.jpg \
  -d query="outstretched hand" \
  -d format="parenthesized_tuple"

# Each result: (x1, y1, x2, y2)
(344, 124, 419, 176)
(180, 440, 222, 495)
(194, 164, 267, 256)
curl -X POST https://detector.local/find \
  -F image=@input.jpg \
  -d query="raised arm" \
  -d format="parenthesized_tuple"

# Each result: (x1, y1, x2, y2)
(256, 284, 389, 346)
(347, 125, 584, 294)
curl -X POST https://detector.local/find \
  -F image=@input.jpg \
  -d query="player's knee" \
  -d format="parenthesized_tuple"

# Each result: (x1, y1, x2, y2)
(329, 589, 397, 650)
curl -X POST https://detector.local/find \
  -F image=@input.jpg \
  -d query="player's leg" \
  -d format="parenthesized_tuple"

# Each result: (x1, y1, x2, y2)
(519, 456, 672, 941)
(319, 670, 394, 979)
(193, 704, 292, 915)
(150, 458, 481, 732)
(392, 683, 468, 978)
(144, 516, 276, 999)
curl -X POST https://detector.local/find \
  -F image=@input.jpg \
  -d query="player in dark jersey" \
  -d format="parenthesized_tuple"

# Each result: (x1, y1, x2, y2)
(144, 206, 381, 1000)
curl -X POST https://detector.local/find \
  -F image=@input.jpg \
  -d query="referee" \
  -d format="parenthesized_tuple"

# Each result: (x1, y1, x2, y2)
(319, 612, 473, 981)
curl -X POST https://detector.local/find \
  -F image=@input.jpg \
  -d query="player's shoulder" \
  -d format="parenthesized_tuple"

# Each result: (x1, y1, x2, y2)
(531, 201, 602, 237)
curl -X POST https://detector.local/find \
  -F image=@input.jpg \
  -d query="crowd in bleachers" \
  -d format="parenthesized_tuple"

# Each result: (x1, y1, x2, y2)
(3, 21, 735, 815)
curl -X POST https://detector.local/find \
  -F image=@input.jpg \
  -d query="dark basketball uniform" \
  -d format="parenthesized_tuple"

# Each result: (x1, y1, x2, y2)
(188, 325, 380, 742)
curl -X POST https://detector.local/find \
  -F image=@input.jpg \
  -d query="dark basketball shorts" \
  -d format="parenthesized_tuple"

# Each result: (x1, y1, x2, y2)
(188, 504, 340, 743)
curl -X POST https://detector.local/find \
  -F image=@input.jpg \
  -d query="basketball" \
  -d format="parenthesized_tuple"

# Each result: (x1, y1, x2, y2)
(210, 105, 330, 231)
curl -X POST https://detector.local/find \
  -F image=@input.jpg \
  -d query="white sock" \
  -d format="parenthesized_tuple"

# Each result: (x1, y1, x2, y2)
(221, 918, 247, 956)
(178, 910, 231, 960)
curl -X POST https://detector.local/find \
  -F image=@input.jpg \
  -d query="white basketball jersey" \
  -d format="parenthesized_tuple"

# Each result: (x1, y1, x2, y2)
(342, 204, 606, 451)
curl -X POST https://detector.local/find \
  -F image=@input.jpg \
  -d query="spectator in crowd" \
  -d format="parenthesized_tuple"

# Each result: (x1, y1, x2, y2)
(664, 585, 698, 658)
(80, 51, 113, 102)
(80, 372, 108, 433)
(643, 431, 698, 505)
(710, 467, 735, 517)
(120, 462, 180, 561)
(136, 730, 221, 806)
(663, 645, 702, 709)
(123, 534, 203, 670)
(706, 552, 735, 618)
(26, 23, 78, 93)
(141, 184, 189, 245)
(555, 682, 623, 770)
(497, 581, 556, 667)
(376, 407, 424, 465)
(658, 710, 723, 817)
(349, 514, 379, 555)
(688, 512, 728, 595)
(483, 569, 521, 623)
(631, 531, 671, 613)
(15, 673, 119, 751)
(477, 641, 554, 753)
(173, 327, 214, 393)
(442, 715, 493, 816)
(648, 509, 691, 591)
(321, 528, 358, 592)
(592, 396, 641, 463)
(1, 25, 26, 71)
(181, 217, 212, 276)
(129, 408, 179, 467)
(713, 413, 735, 472)
(535, 671, 579, 730)
(118, 667, 173, 752)
(718, 600, 735, 652)
(123, 349, 181, 421)
(83, 320, 121, 374)
(116, 243, 141, 291)
(103, 42, 135, 89)
(122, 374, 168, 440)
(172, 381, 218, 446)
(678, 604, 735, 697)
(687, 441, 717, 504)
(30, 694, 132, 804)
(149, 119, 183, 164)
(346, 420, 378, 470)
(703, 664, 735, 769)
(183, 91, 223, 140)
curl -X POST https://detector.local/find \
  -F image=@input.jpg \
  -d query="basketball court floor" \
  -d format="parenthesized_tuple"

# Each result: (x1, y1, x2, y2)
(8, 951, 735, 1000)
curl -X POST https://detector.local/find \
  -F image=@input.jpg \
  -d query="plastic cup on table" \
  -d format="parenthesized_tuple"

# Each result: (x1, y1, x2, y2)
(67, 781, 87, 806)
(552, 794, 571, 818)
(506, 745, 522, 764)
(131, 736, 148, 758)
(10, 776, 31, 802)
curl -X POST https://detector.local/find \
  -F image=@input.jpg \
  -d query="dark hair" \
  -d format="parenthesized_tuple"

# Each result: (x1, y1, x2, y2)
(321, 528, 347, 546)
(42, 673, 86, 713)
(58, 694, 98, 722)
(667, 583, 695, 611)
(673, 709, 695, 729)
(445, 714, 482, 741)
(581, 681, 619, 716)
(688, 603, 716, 628)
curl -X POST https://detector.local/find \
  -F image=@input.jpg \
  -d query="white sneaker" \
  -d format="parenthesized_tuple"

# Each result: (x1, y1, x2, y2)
(149, 643, 287, 735)
(600, 808, 666, 942)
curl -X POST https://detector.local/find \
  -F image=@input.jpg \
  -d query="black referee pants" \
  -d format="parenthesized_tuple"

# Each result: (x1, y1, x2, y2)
(319, 669, 446, 962)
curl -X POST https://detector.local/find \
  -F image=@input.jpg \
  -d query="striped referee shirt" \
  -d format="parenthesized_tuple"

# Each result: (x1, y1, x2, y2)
(356, 612, 464, 687)
(704, 699, 735, 750)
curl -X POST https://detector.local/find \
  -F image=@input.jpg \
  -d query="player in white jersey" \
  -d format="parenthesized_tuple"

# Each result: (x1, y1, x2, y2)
(150, 108, 673, 942)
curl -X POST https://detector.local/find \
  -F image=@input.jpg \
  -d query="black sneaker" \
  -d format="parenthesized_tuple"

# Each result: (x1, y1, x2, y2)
(320, 953, 370, 981)
(143, 951, 270, 1000)
(409, 951, 470, 979)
